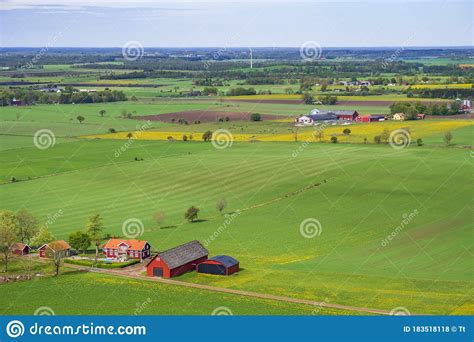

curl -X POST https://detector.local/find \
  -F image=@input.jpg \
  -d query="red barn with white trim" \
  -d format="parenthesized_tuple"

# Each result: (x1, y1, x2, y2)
(103, 239, 151, 261)
(38, 240, 71, 258)
(12, 243, 30, 255)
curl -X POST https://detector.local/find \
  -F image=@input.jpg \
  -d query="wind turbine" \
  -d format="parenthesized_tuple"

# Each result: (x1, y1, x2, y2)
(249, 48, 253, 69)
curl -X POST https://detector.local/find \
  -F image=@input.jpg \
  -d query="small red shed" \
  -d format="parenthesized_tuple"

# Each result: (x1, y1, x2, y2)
(11, 243, 30, 256)
(38, 240, 71, 258)
(146, 240, 208, 278)
(196, 255, 239, 276)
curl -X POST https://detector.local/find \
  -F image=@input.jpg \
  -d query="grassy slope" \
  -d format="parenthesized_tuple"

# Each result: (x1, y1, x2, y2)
(1, 140, 472, 314)
(1, 268, 339, 315)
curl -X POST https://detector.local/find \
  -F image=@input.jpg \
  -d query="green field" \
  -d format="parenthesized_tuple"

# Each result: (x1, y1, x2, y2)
(1, 135, 472, 315)
(1, 262, 342, 315)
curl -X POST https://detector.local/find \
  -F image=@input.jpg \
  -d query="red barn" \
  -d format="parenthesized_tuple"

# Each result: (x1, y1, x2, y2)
(38, 240, 71, 258)
(196, 255, 239, 276)
(146, 240, 208, 278)
(335, 110, 359, 121)
(103, 239, 151, 261)
(11, 243, 30, 255)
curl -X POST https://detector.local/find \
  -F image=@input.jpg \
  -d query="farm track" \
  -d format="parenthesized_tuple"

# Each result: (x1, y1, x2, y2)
(57, 261, 400, 315)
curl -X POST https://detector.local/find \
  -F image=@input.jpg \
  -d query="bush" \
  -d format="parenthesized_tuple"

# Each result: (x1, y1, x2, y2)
(250, 113, 261, 122)
(374, 135, 382, 144)
(183, 134, 188, 141)
(303, 92, 313, 104)
(202, 130, 213, 141)
(330, 136, 338, 143)
(417, 138, 423, 146)
(108, 128, 116, 133)
(64, 258, 140, 269)
(343, 128, 351, 135)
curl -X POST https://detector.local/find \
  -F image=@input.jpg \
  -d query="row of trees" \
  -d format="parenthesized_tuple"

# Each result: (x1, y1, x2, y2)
(389, 101, 462, 118)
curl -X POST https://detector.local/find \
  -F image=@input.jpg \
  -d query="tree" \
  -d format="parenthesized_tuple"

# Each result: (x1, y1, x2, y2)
(86, 214, 104, 263)
(184, 206, 199, 222)
(374, 135, 382, 144)
(381, 129, 390, 143)
(250, 113, 261, 121)
(30, 227, 55, 246)
(76, 115, 85, 124)
(154, 211, 165, 228)
(15, 209, 38, 244)
(127, 132, 133, 139)
(68, 231, 91, 254)
(417, 138, 424, 146)
(216, 198, 227, 214)
(202, 130, 213, 142)
(444, 132, 453, 146)
(0, 210, 18, 272)
(342, 128, 351, 135)
(303, 92, 313, 105)
(330, 136, 338, 143)
(50, 249, 64, 277)
(99, 110, 106, 117)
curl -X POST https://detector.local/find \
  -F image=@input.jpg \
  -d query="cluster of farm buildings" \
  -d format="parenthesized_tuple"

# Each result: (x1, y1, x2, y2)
(12, 238, 239, 279)
(294, 108, 426, 126)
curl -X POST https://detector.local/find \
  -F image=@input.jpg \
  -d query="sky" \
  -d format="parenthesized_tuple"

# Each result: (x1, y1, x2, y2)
(0, 0, 472, 48)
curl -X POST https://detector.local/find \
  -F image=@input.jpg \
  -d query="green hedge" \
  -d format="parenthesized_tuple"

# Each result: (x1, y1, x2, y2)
(64, 258, 140, 269)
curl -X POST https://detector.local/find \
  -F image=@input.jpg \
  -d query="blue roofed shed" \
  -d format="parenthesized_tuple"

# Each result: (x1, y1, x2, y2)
(196, 255, 240, 275)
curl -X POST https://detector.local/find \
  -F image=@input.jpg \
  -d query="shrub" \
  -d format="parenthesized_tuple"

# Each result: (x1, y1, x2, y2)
(374, 135, 382, 144)
(167, 136, 174, 142)
(108, 128, 116, 133)
(183, 134, 188, 141)
(202, 130, 213, 141)
(417, 138, 424, 146)
(303, 92, 313, 104)
(330, 136, 338, 143)
(250, 113, 261, 121)
(343, 128, 351, 135)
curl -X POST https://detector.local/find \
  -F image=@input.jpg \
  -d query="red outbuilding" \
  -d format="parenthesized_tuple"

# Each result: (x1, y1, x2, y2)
(103, 239, 151, 261)
(11, 243, 30, 255)
(38, 240, 71, 258)
(146, 240, 208, 278)
(196, 255, 239, 276)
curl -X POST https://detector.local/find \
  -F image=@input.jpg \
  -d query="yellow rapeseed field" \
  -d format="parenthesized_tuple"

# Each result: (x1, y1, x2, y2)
(82, 120, 472, 144)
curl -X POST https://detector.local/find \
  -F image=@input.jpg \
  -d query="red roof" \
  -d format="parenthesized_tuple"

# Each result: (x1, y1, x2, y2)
(103, 239, 148, 251)
(12, 242, 29, 251)
(39, 240, 71, 252)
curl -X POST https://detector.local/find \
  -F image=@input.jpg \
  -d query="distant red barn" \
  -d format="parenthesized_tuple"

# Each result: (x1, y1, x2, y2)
(38, 240, 71, 258)
(11, 243, 30, 255)
(146, 240, 208, 278)
(196, 255, 239, 276)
